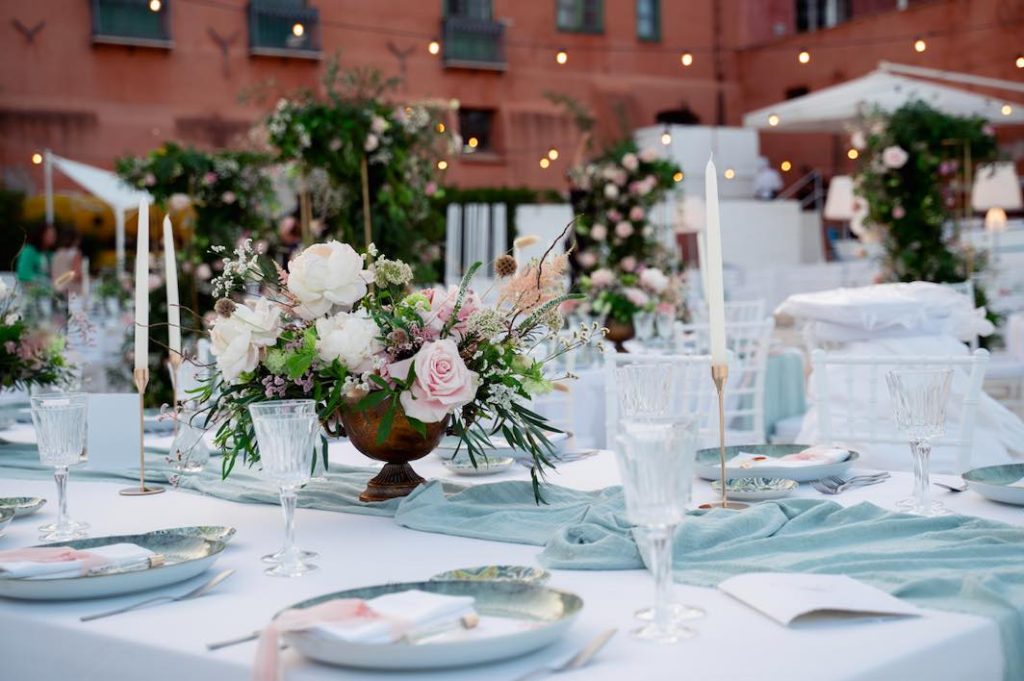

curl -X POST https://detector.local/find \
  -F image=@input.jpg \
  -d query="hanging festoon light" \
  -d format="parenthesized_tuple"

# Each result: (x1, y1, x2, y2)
(913, 36, 927, 53)
(680, 51, 694, 67)
(798, 48, 810, 64)
(768, 113, 780, 127)
(847, 149, 859, 160)
(428, 38, 441, 55)
(539, 157, 551, 169)
(467, 137, 479, 149)
(555, 48, 568, 65)
(547, 148, 559, 161)
(31, 152, 43, 165)
(1002, 104, 1013, 116)
(148, 0, 161, 11)
(436, 122, 446, 133)
(437, 160, 448, 170)
(291, 22, 305, 37)
(780, 160, 792, 172)
(672, 171, 684, 182)
(660, 125, 672, 146)
(723, 168, 736, 180)
(1016, 55, 1024, 69)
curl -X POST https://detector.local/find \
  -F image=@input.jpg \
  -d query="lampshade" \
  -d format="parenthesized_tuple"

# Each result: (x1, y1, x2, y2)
(971, 163, 1023, 211)
(985, 207, 1008, 233)
(823, 175, 857, 220)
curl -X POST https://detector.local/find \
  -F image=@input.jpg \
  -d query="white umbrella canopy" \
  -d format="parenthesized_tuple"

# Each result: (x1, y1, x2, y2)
(743, 69, 1024, 132)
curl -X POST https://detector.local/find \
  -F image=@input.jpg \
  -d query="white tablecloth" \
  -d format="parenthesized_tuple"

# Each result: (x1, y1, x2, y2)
(0, 439, 1013, 681)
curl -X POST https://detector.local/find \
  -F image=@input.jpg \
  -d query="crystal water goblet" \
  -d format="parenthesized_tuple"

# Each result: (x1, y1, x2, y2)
(166, 408, 211, 487)
(249, 400, 319, 577)
(633, 311, 656, 343)
(885, 368, 953, 517)
(615, 418, 699, 643)
(31, 393, 89, 541)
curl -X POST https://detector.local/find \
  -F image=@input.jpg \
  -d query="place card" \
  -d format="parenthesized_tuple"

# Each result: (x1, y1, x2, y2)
(719, 572, 922, 626)
(86, 394, 142, 472)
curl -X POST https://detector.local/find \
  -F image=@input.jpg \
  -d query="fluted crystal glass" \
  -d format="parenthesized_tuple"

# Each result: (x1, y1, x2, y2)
(615, 418, 699, 643)
(31, 393, 89, 541)
(886, 368, 953, 517)
(249, 400, 319, 577)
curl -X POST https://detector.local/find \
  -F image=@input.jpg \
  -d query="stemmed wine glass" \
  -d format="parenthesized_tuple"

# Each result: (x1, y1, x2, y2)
(615, 417, 698, 643)
(249, 400, 319, 577)
(885, 368, 953, 517)
(615, 362, 704, 628)
(30, 393, 89, 541)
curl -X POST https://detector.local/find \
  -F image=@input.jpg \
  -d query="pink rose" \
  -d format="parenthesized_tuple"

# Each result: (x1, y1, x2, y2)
(143, 173, 156, 187)
(576, 251, 598, 269)
(590, 224, 607, 241)
(881, 145, 908, 169)
(620, 256, 637, 272)
(615, 221, 634, 239)
(638, 148, 658, 163)
(421, 286, 479, 337)
(621, 153, 639, 172)
(629, 206, 645, 221)
(221, 191, 236, 205)
(589, 268, 615, 288)
(607, 209, 622, 222)
(425, 181, 438, 197)
(623, 287, 650, 308)
(892, 205, 906, 219)
(390, 340, 479, 423)
(202, 172, 218, 186)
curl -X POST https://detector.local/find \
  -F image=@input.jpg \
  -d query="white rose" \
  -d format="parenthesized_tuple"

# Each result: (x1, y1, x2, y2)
(315, 310, 382, 373)
(604, 184, 619, 200)
(168, 193, 192, 211)
(639, 268, 669, 293)
(210, 316, 259, 384)
(882, 145, 909, 169)
(287, 241, 370, 319)
(231, 298, 281, 347)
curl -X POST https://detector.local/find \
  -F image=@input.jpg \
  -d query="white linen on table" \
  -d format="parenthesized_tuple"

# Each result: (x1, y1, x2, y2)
(0, 459, 1009, 681)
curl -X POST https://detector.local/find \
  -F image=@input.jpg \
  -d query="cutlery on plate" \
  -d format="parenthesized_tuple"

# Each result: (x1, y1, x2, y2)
(511, 628, 617, 681)
(812, 473, 890, 495)
(81, 569, 235, 622)
(933, 480, 968, 493)
(207, 630, 261, 651)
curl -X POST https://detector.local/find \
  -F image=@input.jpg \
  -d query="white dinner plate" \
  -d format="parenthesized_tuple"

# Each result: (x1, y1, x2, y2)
(283, 580, 582, 670)
(696, 444, 859, 483)
(962, 464, 1024, 506)
(0, 531, 225, 600)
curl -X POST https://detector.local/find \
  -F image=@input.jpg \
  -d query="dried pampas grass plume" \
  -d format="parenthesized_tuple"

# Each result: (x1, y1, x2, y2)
(513, 234, 540, 250)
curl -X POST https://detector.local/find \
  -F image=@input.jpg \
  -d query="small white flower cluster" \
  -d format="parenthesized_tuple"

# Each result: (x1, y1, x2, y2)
(485, 383, 517, 411)
(210, 239, 259, 298)
(466, 308, 504, 339)
(341, 374, 371, 395)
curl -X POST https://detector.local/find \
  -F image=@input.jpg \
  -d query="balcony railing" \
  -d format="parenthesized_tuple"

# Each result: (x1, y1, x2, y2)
(442, 16, 506, 71)
(91, 0, 171, 48)
(248, 2, 321, 59)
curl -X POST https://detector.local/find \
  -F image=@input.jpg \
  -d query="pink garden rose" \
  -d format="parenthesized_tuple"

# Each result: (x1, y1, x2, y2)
(620, 256, 637, 272)
(621, 153, 639, 172)
(421, 286, 480, 337)
(892, 205, 906, 219)
(628, 206, 645, 221)
(615, 221, 634, 239)
(390, 340, 479, 423)
(623, 287, 650, 308)
(881, 145, 908, 169)
(589, 268, 615, 288)
(576, 251, 598, 269)
(638, 148, 658, 163)
(590, 224, 607, 241)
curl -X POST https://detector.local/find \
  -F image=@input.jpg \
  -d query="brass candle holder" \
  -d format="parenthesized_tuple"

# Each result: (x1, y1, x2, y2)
(708, 363, 747, 510)
(119, 367, 165, 496)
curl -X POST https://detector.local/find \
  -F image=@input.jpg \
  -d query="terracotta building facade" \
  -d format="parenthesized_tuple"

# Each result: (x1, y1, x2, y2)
(1, 0, 1021, 196)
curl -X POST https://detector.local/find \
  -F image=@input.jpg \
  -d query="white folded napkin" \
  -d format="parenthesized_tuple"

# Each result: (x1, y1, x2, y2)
(1008, 477, 1024, 489)
(0, 543, 156, 580)
(313, 589, 476, 644)
(730, 446, 850, 469)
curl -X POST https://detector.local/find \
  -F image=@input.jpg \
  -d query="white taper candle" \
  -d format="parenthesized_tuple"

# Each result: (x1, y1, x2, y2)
(162, 216, 181, 359)
(133, 201, 149, 371)
(704, 156, 727, 366)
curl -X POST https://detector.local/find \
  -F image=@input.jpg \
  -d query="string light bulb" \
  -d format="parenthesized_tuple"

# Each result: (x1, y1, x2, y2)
(437, 160, 448, 170)
(680, 51, 694, 67)
(672, 171, 683, 182)
(913, 37, 926, 53)
(1016, 55, 1024, 69)
(768, 114, 780, 127)
(547, 148, 559, 161)
(428, 39, 441, 55)
(798, 49, 810, 64)
(723, 168, 736, 180)
(847, 148, 859, 160)
(148, 0, 161, 11)
(780, 160, 792, 172)
(1002, 104, 1013, 116)
(539, 157, 551, 169)
(436, 122, 446, 133)
(291, 22, 305, 37)
(467, 137, 479, 149)
(555, 49, 568, 65)
(660, 126, 672, 146)
(31, 152, 43, 165)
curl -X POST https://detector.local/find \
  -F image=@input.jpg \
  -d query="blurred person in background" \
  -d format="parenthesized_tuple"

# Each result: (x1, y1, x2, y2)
(15, 223, 56, 285)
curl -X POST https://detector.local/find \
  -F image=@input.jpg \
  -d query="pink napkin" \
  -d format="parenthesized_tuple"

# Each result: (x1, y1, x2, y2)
(0, 547, 109, 577)
(253, 599, 388, 681)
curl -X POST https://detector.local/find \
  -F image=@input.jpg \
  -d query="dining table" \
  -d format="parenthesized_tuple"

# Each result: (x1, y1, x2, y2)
(0, 425, 1017, 681)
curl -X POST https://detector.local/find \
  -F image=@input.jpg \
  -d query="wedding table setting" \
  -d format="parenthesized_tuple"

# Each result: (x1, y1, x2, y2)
(2, 159, 1024, 681)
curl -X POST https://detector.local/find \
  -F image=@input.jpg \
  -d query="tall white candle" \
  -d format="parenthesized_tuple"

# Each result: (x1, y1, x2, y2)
(134, 201, 149, 372)
(704, 156, 727, 366)
(162, 216, 181, 359)
(695, 229, 710, 303)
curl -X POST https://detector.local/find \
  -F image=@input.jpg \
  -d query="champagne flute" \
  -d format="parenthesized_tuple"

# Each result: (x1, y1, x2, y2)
(31, 393, 89, 541)
(249, 400, 319, 577)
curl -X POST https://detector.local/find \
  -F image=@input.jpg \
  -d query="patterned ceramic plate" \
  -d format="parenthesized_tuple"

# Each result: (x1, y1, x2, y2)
(282, 580, 582, 670)
(0, 531, 225, 600)
(696, 444, 858, 483)
(441, 456, 515, 476)
(963, 464, 1024, 506)
(0, 497, 46, 517)
(711, 477, 798, 501)
(152, 526, 237, 543)
(0, 508, 13, 538)
(430, 565, 551, 584)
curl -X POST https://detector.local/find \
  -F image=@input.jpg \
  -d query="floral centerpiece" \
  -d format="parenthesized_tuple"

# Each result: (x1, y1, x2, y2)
(194, 235, 600, 502)
(577, 265, 682, 349)
(0, 280, 73, 391)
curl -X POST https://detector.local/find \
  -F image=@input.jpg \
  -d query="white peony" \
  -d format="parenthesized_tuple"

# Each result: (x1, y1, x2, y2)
(287, 241, 370, 319)
(604, 184, 620, 200)
(639, 267, 669, 293)
(210, 316, 259, 384)
(231, 298, 282, 347)
(315, 310, 382, 373)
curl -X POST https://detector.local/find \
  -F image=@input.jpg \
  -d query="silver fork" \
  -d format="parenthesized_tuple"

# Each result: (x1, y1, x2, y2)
(812, 473, 890, 495)
(511, 628, 617, 681)
(81, 569, 235, 622)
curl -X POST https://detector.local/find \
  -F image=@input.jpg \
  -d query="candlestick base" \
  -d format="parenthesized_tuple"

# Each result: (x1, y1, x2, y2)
(710, 363, 749, 511)
(698, 500, 748, 511)
(123, 367, 164, 497)
(119, 486, 165, 496)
